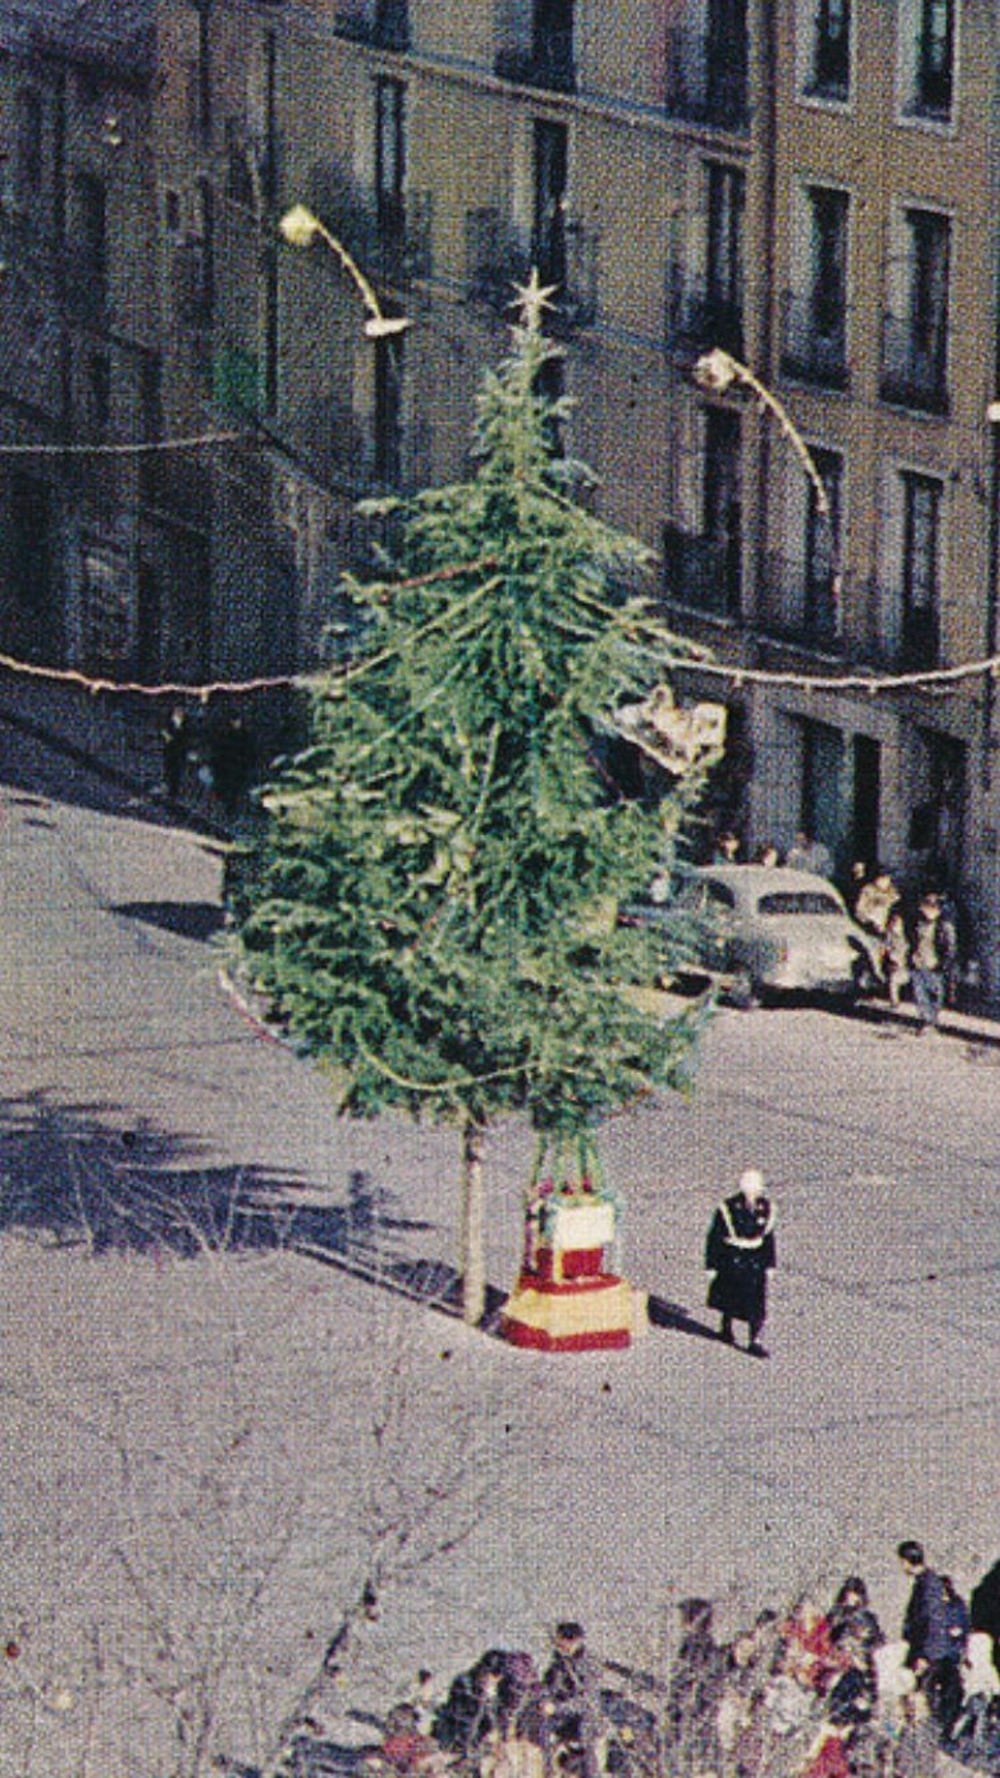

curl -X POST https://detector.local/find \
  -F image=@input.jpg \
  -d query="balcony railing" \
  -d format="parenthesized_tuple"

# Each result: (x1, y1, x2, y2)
(335, 1, 409, 51)
(757, 551, 842, 652)
(879, 311, 948, 414)
(463, 207, 596, 330)
(665, 269, 743, 357)
(662, 523, 741, 619)
(663, 25, 749, 130)
(780, 290, 849, 390)
(495, 30, 576, 93)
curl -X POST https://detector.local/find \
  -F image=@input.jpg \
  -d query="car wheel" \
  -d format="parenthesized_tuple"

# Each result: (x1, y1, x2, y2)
(730, 971, 761, 1011)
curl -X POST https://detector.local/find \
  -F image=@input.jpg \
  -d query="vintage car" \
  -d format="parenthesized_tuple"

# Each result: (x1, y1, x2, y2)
(622, 863, 880, 1006)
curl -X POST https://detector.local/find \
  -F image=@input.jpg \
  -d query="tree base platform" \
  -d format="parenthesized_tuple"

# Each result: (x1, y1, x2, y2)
(499, 1274, 637, 1351)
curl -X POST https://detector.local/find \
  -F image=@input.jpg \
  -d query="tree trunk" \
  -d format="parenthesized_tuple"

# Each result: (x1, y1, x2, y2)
(460, 1118, 486, 1326)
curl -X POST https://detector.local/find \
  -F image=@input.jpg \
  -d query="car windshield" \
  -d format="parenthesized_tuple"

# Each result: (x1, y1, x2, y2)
(756, 891, 844, 917)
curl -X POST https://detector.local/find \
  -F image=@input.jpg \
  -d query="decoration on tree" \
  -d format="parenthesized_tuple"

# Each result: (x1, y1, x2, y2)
(500, 1131, 640, 1351)
(613, 684, 728, 777)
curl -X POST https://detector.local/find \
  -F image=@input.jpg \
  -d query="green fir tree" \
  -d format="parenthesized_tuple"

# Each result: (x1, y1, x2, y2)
(233, 283, 720, 1321)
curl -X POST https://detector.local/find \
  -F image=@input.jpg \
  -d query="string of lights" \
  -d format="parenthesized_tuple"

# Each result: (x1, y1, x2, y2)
(0, 429, 247, 456)
(1, 631, 998, 705)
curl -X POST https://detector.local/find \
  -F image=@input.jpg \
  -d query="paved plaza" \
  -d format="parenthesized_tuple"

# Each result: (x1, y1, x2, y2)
(2, 716, 999, 1775)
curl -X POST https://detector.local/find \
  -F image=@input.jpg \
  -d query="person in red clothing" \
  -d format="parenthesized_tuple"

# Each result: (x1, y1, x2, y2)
(780, 1597, 840, 1697)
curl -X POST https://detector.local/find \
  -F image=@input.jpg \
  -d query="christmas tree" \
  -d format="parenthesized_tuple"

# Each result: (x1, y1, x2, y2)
(233, 277, 721, 1322)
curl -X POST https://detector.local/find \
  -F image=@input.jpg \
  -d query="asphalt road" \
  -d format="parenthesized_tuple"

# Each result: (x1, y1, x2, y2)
(2, 716, 999, 1766)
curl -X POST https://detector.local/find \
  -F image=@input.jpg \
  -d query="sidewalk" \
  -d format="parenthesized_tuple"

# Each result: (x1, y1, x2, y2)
(0, 663, 245, 841)
(854, 990, 1000, 1048)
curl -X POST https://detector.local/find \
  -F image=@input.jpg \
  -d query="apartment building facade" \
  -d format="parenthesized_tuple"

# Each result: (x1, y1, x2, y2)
(296, 0, 1000, 980)
(3, 0, 1000, 979)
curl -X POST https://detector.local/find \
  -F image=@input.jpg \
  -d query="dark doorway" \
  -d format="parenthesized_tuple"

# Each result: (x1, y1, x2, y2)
(851, 734, 880, 874)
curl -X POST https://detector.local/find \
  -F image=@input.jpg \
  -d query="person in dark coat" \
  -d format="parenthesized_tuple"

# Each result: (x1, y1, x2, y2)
(705, 1169, 776, 1357)
(161, 706, 190, 803)
(970, 1555, 1000, 1682)
(541, 1623, 600, 1778)
(665, 1598, 727, 1778)
(898, 1540, 962, 1734)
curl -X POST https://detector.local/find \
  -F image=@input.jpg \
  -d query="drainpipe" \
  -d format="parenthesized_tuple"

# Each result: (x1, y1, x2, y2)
(750, 0, 778, 633)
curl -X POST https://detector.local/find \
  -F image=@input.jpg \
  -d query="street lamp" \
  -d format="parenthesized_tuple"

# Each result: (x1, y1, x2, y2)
(278, 203, 411, 340)
(693, 346, 831, 523)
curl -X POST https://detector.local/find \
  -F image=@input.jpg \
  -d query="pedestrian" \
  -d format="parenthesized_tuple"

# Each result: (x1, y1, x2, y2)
(970, 1555, 1000, 1684)
(898, 1540, 963, 1734)
(882, 909, 910, 1007)
(541, 1622, 600, 1778)
(664, 1598, 727, 1778)
(753, 843, 780, 867)
(936, 894, 960, 1008)
(854, 868, 900, 944)
(909, 895, 946, 1032)
(827, 1577, 884, 1679)
(209, 712, 255, 816)
(779, 1596, 839, 1699)
(714, 830, 742, 863)
(160, 706, 190, 803)
(704, 1168, 776, 1357)
(786, 830, 833, 878)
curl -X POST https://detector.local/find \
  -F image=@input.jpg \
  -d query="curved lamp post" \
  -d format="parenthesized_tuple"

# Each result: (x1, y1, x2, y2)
(693, 345, 841, 606)
(278, 203, 411, 340)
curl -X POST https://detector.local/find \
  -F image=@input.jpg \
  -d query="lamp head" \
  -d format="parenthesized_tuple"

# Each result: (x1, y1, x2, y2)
(363, 315, 411, 339)
(693, 347, 738, 395)
(279, 204, 322, 249)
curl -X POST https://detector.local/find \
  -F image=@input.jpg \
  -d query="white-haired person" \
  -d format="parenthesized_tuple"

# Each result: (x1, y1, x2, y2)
(704, 1169, 776, 1358)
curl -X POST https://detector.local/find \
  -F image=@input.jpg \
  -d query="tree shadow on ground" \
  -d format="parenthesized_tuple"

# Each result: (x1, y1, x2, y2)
(0, 1095, 707, 1341)
(112, 898, 227, 942)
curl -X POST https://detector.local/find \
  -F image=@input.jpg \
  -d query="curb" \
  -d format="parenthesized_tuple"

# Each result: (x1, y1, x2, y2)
(853, 994, 1000, 1050)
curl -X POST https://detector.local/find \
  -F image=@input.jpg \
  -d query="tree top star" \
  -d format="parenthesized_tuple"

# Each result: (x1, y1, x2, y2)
(509, 268, 559, 333)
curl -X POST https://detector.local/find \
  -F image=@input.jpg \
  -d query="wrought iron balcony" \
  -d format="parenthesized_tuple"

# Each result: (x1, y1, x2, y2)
(780, 289, 849, 390)
(662, 523, 741, 619)
(663, 24, 749, 131)
(495, 29, 576, 93)
(879, 311, 948, 414)
(665, 269, 743, 357)
(756, 551, 842, 653)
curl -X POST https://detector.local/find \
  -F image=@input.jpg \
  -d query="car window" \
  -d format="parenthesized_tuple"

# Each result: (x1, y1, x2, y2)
(756, 891, 843, 917)
(704, 881, 736, 910)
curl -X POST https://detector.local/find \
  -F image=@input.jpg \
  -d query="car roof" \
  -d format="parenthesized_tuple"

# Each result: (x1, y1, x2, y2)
(697, 860, 836, 889)
(694, 865, 847, 905)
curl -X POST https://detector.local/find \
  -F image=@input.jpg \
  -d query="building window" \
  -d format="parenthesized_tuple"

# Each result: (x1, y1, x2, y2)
(16, 87, 43, 202)
(375, 0, 410, 50)
(784, 186, 849, 388)
(803, 448, 842, 642)
(74, 171, 107, 309)
(914, 0, 954, 116)
(665, 0, 748, 130)
(532, 119, 568, 290)
(87, 353, 111, 439)
(374, 332, 404, 488)
(532, 0, 575, 91)
(706, 163, 744, 350)
(703, 406, 742, 614)
(809, 0, 851, 100)
(901, 471, 941, 666)
(375, 76, 406, 249)
(881, 208, 950, 413)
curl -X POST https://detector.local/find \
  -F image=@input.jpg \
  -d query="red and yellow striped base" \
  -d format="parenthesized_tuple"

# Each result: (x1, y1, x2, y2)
(499, 1274, 639, 1351)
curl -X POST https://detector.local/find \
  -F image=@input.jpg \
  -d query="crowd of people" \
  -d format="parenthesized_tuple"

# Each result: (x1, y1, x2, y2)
(711, 831, 964, 1030)
(355, 1552, 1000, 1778)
